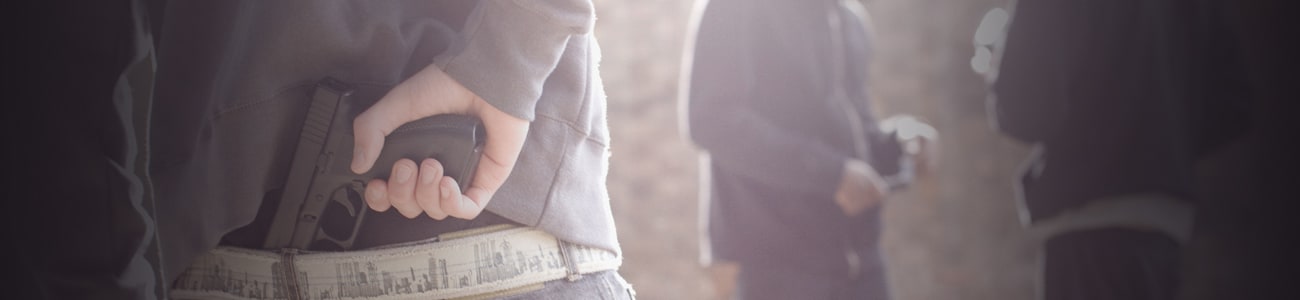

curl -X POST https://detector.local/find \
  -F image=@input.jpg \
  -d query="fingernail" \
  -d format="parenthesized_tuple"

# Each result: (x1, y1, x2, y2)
(367, 186, 384, 201)
(395, 164, 413, 183)
(461, 194, 480, 211)
(440, 179, 453, 199)
(421, 163, 437, 185)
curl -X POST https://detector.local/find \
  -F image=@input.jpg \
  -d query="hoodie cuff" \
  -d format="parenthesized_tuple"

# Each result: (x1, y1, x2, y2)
(435, 0, 595, 121)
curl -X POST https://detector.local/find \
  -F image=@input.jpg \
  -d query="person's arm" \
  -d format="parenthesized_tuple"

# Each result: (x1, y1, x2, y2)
(684, 2, 860, 200)
(352, 0, 594, 220)
(835, 1, 937, 190)
(434, 0, 595, 121)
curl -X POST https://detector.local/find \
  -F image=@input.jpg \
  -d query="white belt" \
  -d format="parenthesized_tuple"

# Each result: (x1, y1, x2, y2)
(171, 225, 621, 300)
(1028, 193, 1194, 244)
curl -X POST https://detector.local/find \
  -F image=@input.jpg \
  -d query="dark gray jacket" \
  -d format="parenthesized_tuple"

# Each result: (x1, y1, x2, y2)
(151, 0, 617, 283)
(682, 0, 905, 277)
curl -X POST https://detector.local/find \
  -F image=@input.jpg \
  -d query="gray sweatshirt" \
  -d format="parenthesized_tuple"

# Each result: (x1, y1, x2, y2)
(151, 0, 616, 283)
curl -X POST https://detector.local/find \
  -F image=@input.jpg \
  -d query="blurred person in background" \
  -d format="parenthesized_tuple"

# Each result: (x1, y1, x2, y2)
(985, 0, 1257, 299)
(679, 0, 937, 299)
(1179, 1, 1300, 299)
(15, 0, 161, 297)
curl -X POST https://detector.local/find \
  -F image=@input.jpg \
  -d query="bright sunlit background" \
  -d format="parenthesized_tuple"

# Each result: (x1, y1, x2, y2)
(593, 0, 1034, 299)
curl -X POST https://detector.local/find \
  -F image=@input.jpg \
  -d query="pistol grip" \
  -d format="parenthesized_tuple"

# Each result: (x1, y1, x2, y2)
(269, 78, 486, 251)
(350, 115, 486, 191)
(310, 114, 484, 250)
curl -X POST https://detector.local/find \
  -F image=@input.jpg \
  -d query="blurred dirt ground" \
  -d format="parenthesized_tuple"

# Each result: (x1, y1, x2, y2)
(593, 0, 1035, 299)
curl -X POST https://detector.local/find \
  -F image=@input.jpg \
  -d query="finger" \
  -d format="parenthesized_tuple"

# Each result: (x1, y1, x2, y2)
(834, 195, 852, 215)
(415, 158, 449, 220)
(460, 104, 530, 214)
(439, 176, 483, 219)
(867, 172, 889, 203)
(350, 68, 468, 174)
(364, 179, 390, 212)
(350, 86, 422, 174)
(836, 194, 866, 217)
(387, 159, 422, 218)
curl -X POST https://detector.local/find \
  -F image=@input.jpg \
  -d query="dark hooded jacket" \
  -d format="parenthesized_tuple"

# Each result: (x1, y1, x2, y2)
(683, 0, 906, 278)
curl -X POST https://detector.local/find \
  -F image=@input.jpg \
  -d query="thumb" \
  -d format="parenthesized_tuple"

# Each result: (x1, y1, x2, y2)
(452, 101, 529, 217)
(350, 84, 428, 174)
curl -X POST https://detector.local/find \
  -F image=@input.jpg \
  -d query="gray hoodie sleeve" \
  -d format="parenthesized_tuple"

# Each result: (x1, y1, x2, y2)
(434, 0, 595, 121)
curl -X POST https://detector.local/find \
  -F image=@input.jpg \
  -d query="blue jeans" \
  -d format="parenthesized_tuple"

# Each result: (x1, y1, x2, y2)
(499, 270, 636, 300)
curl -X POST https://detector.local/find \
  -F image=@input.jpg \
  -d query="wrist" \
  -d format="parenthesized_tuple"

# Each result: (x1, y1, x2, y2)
(840, 158, 869, 188)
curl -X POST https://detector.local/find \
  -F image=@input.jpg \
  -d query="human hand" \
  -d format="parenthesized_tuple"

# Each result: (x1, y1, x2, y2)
(707, 261, 740, 300)
(834, 158, 889, 216)
(351, 65, 530, 220)
(880, 115, 939, 177)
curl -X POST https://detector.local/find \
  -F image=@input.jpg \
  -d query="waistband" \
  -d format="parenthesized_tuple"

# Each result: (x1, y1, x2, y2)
(1028, 193, 1194, 243)
(171, 225, 621, 300)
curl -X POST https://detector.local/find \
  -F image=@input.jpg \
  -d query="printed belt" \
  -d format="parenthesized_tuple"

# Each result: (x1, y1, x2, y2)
(171, 225, 621, 300)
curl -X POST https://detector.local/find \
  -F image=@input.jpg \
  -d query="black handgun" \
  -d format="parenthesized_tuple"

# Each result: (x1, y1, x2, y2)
(263, 77, 485, 250)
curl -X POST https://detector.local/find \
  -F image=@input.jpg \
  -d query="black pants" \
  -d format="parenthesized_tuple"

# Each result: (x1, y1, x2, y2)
(1043, 228, 1180, 300)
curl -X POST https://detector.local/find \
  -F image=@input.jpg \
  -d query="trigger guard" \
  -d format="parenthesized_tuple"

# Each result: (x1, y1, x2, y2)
(316, 182, 368, 249)
(328, 183, 363, 216)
